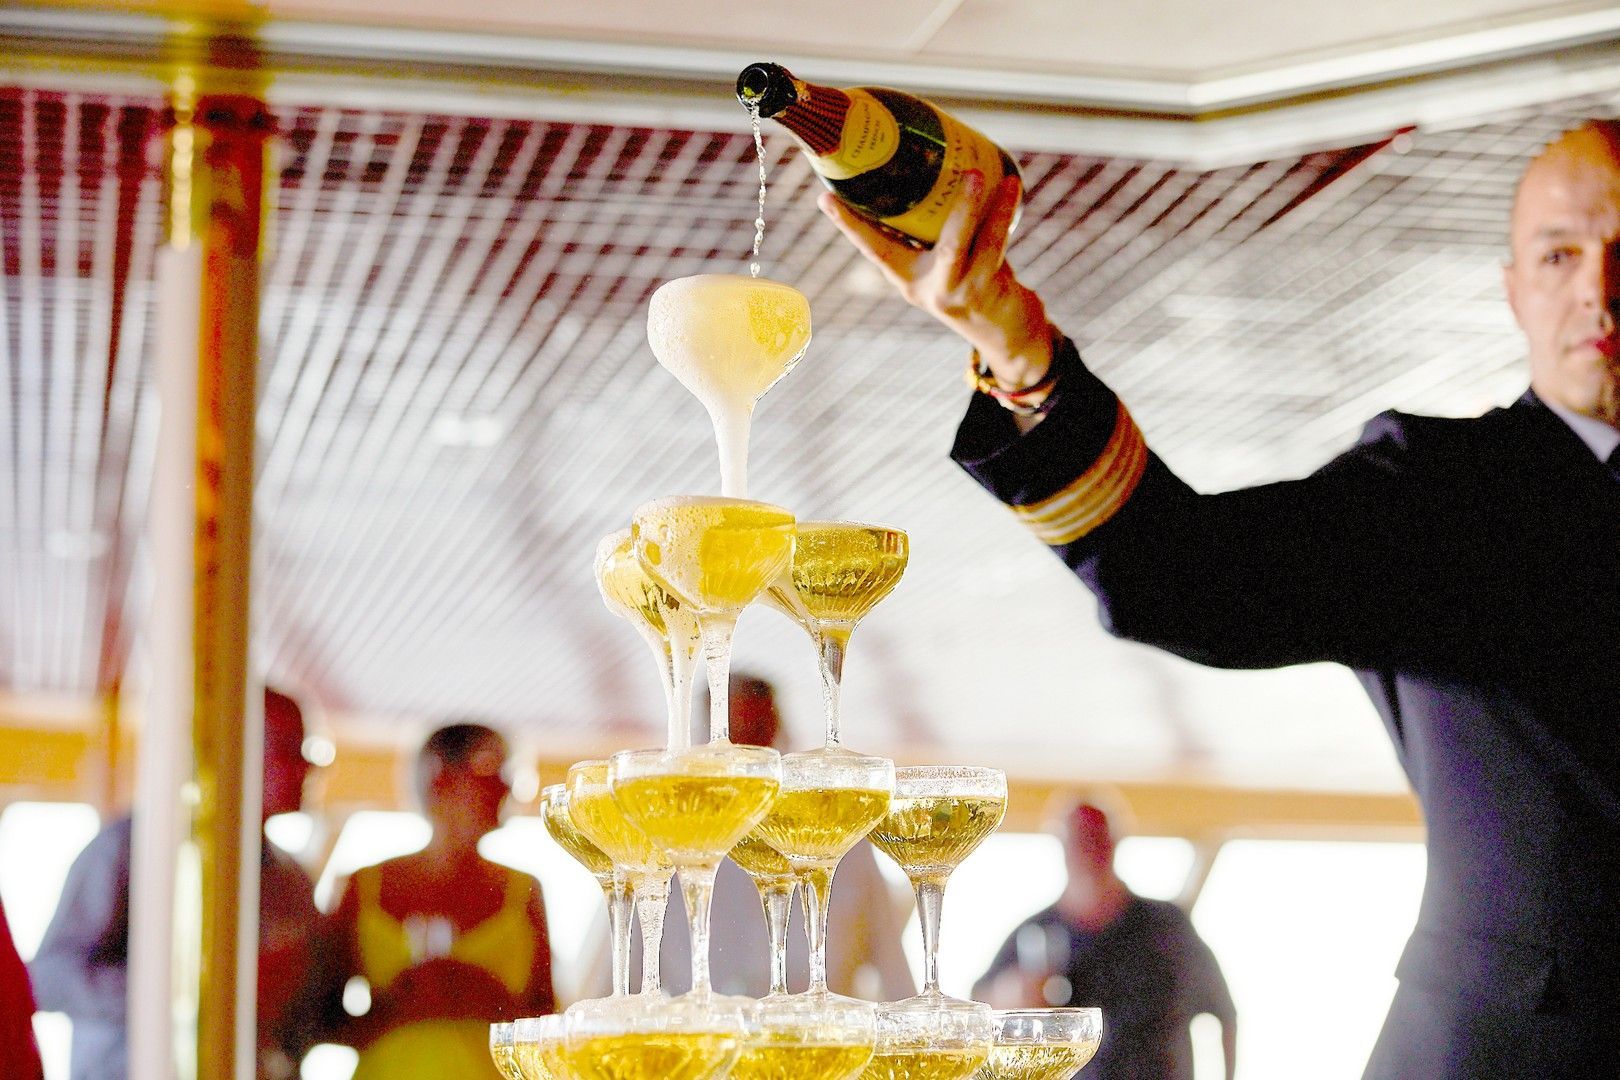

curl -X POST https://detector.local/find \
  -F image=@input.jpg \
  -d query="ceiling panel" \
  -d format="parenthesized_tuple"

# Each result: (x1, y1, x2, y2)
(3, 78, 1618, 791)
(937, 0, 1606, 77)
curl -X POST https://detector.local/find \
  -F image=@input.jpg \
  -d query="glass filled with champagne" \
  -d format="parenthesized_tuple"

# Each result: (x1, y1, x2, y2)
(541, 782, 633, 1000)
(609, 743, 781, 998)
(868, 766, 1007, 999)
(762, 521, 907, 750)
(491, 1021, 523, 1080)
(751, 751, 893, 1000)
(646, 274, 810, 500)
(511, 1014, 569, 1080)
(632, 495, 794, 744)
(562, 995, 745, 1080)
(596, 528, 702, 751)
(568, 759, 675, 996)
(858, 997, 992, 1080)
(731, 992, 875, 1080)
(975, 1008, 1102, 1080)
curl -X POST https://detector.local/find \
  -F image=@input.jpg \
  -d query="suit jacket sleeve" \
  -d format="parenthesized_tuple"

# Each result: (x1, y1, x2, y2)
(951, 336, 1458, 674)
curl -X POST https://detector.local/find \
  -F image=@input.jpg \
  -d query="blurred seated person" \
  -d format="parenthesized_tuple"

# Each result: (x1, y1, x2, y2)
(31, 687, 328, 1080)
(974, 798, 1236, 1080)
(323, 722, 554, 1080)
(583, 673, 915, 1000)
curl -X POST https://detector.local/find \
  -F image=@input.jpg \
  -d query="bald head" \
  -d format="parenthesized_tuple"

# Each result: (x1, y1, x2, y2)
(1503, 119, 1620, 427)
(1510, 121, 1620, 249)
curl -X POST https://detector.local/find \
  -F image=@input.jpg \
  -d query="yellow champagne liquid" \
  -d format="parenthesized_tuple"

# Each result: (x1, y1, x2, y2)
(563, 1031, 739, 1080)
(868, 795, 1007, 877)
(754, 787, 890, 863)
(785, 524, 908, 627)
(597, 532, 692, 641)
(978, 1042, 1101, 1080)
(493, 1043, 527, 1080)
(543, 796, 615, 881)
(509, 1042, 553, 1080)
(858, 1046, 987, 1080)
(569, 784, 670, 873)
(612, 773, 780, 859)
(730, 1040, 872, 1080)
(730, 829, 794, 879)
(635, 498, 795, 613)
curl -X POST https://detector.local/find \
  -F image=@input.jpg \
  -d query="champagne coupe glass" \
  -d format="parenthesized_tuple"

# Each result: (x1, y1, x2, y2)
(975, 1009, 1103, 1080)
(632, 496, 795, 743)
(762, 522, 907, 750)
(647, 274, 811, 500)
(726, 830, 797, 996)
(869, 766, 1007, 1000)
(730, 993, 875, 1080)
(540, 783, 633, 1000)
(567, 759, 675, 996)
(751, 751, 893, 999)
(609, 743, 781, 998)
(862, 997, 993, 1080)
(490, 1021, 523, 1080)
(510, 1014, 569, 1080)
(562, 994, 745, 1080)
(596, 528, 702, 751)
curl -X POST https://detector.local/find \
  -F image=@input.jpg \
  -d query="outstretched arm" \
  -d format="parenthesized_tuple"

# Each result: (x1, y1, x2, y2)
(819, 172, 1059, 422)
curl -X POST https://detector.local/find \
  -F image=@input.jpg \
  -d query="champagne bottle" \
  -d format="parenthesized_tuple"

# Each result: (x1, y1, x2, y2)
(736, 61, 1021, 248)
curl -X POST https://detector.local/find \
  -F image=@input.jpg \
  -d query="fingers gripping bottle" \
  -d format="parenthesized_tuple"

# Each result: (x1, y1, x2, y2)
(736, 61, 1022, 248)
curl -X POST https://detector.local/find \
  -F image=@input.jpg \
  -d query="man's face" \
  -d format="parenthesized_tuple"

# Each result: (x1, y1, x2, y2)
(1503, 125, 1620, 427)
(262, 695, 310, 822)
(1060, 803, 1115, 883)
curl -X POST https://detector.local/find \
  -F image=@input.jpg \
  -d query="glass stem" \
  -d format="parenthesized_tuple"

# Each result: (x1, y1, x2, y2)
(801, 863, 837, 995)
(701, 615, 739, 743)
(670, 630, 696, 750)
(819, 628, 850, 749)
(645, 629, 696, 751)
(604, 874, 633, 997)
(915, 873, 948, 995)
(678, 864, 718, 997)
(757, 879, 795, 997)
(633, 870, 670, 995)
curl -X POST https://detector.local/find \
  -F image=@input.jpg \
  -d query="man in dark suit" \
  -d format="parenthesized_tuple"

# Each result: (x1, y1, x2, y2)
(820, 118, 1619, 1077)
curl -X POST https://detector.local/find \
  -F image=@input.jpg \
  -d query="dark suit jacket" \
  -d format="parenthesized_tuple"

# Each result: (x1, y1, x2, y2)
(953, 338, 1620, 1073)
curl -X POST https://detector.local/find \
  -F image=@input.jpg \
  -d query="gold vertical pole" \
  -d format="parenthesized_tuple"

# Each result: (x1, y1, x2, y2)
(164, 26, 271, 1080)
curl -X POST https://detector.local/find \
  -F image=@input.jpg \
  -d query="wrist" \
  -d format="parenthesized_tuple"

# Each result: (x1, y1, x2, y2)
(967, 283, 1052, 389)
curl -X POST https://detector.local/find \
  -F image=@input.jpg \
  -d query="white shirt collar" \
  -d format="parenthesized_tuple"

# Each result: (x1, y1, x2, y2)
(1541, 397, 1620, 463)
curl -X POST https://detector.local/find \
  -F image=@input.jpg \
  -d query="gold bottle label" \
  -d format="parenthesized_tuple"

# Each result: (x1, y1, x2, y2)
(881, 111, 1009, 245)
(815, 89, 900, 180)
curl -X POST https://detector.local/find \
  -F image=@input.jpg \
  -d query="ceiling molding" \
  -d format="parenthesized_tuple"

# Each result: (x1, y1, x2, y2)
(4, 4, 1620, 167)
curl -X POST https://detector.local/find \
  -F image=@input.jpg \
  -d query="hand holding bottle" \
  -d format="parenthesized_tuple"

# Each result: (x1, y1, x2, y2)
(819, 168, 1054, 395)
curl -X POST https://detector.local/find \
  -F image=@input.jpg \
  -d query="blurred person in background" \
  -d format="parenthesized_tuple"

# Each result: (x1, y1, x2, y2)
(582, 673, 915, 1000)
(821, 118, 1620, 1075)
(322, 722, 554, 1080)
(0, 894, 44, 1080)
(31, 687, 328, 1080)
(974, 798, 1235, 1080)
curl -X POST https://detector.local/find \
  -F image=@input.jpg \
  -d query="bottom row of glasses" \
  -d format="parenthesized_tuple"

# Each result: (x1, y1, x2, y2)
(492, 1000, 1101, 1080)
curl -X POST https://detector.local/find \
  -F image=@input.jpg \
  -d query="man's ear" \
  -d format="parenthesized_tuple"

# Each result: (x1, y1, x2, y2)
(1502, 259, 1521, 326)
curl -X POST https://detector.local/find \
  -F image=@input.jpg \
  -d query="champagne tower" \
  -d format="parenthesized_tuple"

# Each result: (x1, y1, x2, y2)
(736, 61, 1022, 248)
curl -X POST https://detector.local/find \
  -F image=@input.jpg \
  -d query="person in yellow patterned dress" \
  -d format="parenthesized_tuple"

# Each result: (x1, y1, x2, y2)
(323, 723, 555, 1079)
